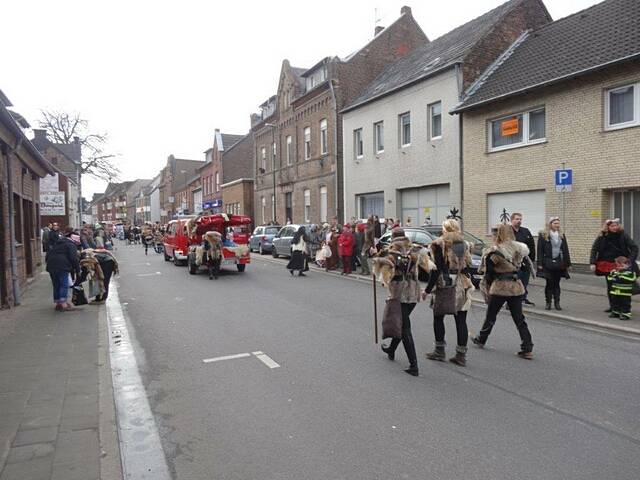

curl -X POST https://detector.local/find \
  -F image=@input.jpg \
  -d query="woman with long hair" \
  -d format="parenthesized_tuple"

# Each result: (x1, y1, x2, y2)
(287, 226, 309, 277)
(471, 224, 534, 359)
(537, 217, 571, 310)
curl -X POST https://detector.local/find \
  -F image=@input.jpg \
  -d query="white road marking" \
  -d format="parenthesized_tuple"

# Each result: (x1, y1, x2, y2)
(133, 262, 151, 266)
(137, 272, 162, 277)
(202, 353, 251, 363)
(254, 352, 280, 369)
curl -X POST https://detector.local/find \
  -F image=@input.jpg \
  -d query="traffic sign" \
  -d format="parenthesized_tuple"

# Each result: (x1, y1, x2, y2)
(555, 169, 573, 192)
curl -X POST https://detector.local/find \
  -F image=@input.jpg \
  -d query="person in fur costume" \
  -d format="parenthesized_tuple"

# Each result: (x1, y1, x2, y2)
(77, 249, 119, 303)
(201, 231, 222, 280)
(424, 219, 474, 367)
(372, 228, 434, 376)
(471, 224, 534, 359)
(537, 217, 572, 311)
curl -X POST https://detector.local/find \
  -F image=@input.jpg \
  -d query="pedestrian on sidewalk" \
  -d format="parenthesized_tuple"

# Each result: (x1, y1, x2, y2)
(325, 226, 339, 271)
(287, 226, 309, 277)
(42, 223, 51, 252)
(360, 216, 376, 276)
(46, 226, 80, 311)
(472, 224, 534, 359)
(511, 213, 536, 306)
(424, 219, 474, 367)
(373, 227, 433, 376)
(589, 218, 639, 313)
(537, 217, 571, 311)
(607, 256, 637, 320)
(374, 215, 382, 240)
(338, 224, 355, 275)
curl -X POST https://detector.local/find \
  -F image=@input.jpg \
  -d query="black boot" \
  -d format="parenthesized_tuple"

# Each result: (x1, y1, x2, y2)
(554, 289, 562, 311)
(545, 291, 552, 310)
(425, 342, 446, 362)
(381, 339, 399, 361)
(449, 346, 467, 366)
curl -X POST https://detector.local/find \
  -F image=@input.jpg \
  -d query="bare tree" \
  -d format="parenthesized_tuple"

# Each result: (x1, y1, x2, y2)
(39, 110, 120, 181)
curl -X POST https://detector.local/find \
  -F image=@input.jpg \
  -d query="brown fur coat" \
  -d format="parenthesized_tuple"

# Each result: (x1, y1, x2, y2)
(429, 232, 474, 312)
(479, 240, 529, 298)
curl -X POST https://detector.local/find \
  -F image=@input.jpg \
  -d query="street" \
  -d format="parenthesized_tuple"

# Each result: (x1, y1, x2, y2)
(109, 242, 640, 480)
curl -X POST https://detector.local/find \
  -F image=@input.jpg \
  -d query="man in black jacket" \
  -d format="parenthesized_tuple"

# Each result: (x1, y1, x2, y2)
(511, 213, 536, 306)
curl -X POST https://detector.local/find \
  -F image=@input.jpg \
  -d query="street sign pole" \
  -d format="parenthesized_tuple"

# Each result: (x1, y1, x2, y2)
(561, 162, 566, 223)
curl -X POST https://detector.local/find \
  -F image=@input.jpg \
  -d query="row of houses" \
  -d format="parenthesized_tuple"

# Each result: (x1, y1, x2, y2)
(90, 0, 639, 266)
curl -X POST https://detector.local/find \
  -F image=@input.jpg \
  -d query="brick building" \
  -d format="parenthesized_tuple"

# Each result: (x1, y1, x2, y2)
(453, 0, 640, 264)
(200, 130, 244, 214)
(342, 0, 550, 226)
(252, 6, 427, 225)
(221, 134, 254, 218)
(0, 90, 55, 307)
(157, 155, 203, 222)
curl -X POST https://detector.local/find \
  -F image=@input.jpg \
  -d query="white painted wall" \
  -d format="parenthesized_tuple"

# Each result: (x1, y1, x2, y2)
(342, 68, 461, 224)
(150, 188, 161, 223)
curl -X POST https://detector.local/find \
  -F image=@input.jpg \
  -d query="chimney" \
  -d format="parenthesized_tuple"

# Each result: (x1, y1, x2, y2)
(33, 128, 47, 140)
(215, 128, 220, 133)
(401, 5, 411, 15)
(375, 25, 385, 36)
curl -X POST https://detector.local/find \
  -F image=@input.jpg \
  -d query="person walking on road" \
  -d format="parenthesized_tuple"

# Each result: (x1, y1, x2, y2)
(589, 218, 638, 312)
(46, 226, 80, 311)
(511, 213, 536, 306)
(537, 217, 571, 311)
(373, 228, 433, 377)
(424, 219, 474, 367)
(607, 256, 637, 320)
(471, 224, 534, 359)
(287, 226, 309, 277)
(338, 224, 355, 275)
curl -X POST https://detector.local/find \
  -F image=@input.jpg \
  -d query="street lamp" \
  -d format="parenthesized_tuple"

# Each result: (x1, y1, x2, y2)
(265, 122, 277, 223)
(180, 169, 187, 214)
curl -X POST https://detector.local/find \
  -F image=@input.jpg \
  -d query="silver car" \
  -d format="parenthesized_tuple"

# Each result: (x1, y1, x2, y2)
(271, 224, 313, 258)
(249, 225, 281, 254)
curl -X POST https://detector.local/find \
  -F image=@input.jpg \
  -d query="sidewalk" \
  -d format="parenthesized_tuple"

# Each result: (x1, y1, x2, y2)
(256, 255, 640, 336)
(0, 274, 121, 480)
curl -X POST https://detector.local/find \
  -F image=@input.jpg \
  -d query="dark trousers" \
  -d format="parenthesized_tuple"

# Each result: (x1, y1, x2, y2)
(518, 268, 530, 300)
(606, 277, 614, 308)
(50, 271, 69, 303)
(611, 294, 631, 315)
(98, 261, 114, 301)
(544, 270, 563, 299)
(478, 295, 533, 352)
(342, 256, 352, 274)
(387, 303, 418, 368)
(433, 311, 468, 347)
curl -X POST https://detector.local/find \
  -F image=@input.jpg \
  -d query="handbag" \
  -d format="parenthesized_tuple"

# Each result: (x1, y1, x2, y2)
(382, 299, 402, 339)
(595, 260, 616, 275)
(544, 257, 564, 271)
(71, 285, 88, 306)
(322, 245, 332, 258)
(433, 285, 457, 316)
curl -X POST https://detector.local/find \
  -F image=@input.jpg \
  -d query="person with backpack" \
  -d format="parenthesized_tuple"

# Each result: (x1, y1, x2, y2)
(373, 228, 433, 377)
(471, 224, 534, 359)
(424, 219, 474, 367)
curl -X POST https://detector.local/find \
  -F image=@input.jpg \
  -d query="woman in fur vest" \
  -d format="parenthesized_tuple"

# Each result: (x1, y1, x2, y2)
(537, 217, 571, 311)
(471, 224, 534, 359)
(424, 219, 474, 366)
(372, 228, 433, 376)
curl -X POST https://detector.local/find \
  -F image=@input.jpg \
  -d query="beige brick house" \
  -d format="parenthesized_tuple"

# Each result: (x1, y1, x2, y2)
(453, 0, 640, 264)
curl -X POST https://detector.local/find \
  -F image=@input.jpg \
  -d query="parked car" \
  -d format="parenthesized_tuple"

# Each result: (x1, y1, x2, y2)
(163, 216, 197, 266)
(249, 225, 281, 254)
(377, 227, 482, 284)
(422, 225, 486, 256)
(271, 224, 313, 258)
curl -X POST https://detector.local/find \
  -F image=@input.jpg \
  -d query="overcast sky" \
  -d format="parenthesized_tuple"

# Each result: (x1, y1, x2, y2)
(2, 0, 601, 197)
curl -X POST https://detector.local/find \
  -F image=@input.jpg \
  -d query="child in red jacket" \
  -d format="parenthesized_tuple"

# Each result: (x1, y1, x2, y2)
(338, 224, 355, 275)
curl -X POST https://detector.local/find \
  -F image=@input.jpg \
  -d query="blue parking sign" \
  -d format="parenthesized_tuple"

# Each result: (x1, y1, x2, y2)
(555, 169, 572, 186)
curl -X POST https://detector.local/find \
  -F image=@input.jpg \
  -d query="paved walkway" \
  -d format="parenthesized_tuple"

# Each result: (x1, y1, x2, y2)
(0, 274, 121, 480)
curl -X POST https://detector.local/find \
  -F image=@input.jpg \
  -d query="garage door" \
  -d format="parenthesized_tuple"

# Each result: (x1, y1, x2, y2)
(400, 184, 449, 227)
(487, 190, 545, 234)
(357, 192, 384, 219)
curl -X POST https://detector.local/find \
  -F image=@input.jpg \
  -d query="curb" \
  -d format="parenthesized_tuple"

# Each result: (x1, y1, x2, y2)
(253, 254, 640, 338)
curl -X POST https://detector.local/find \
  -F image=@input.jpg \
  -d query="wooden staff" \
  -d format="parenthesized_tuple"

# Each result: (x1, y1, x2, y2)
(372, 273, 378, 344)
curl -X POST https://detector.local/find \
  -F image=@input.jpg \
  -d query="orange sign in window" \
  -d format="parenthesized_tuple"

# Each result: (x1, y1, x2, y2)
(501, 118, 519, 136)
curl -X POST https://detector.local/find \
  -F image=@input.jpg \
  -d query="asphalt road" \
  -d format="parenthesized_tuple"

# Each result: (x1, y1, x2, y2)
(112, 242, 640, 480)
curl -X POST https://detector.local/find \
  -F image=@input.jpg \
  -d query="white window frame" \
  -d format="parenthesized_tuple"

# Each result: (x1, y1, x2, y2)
(605, 82, 640, 131)
(261, 147, 267, 171)
(304, 127, 311, 160)
(354, 128, 363, 159)
(320, 119, 328, 155)
(304, 189, 311, 223)
(429, 101, 442, 140)
(215, 172, 220, 192)
(399, 112, 411, 147)
(272, 142, 277, 170)
(374, 121, 384, 153)
(320, 186, 327, 223)
(286, 135, 293, 165)
(488, 107, 546, 153)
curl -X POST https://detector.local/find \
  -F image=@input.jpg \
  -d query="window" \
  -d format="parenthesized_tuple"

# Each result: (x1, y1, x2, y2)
(320, 119, 328, 154)
(429, 102, 442, 139)
(13, 194, 22, 244)
(286, 135, 293, 165)
(489, 108, 546, 152)
(354, 128, 363, 158)
(304, 189, 311, 222)
(285, 192, 293, 222)
(261, 197, 266, 224)
(272, 142, 277, 170)
(304, 127, 311, 160)
(606, 83, 639, 130)
(320, 186, 328, 223)
(215, 172, 220, 192)
(261, 147, 267, 171)
(399, 112, 411, 147)
(374, 121, 384, 153)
